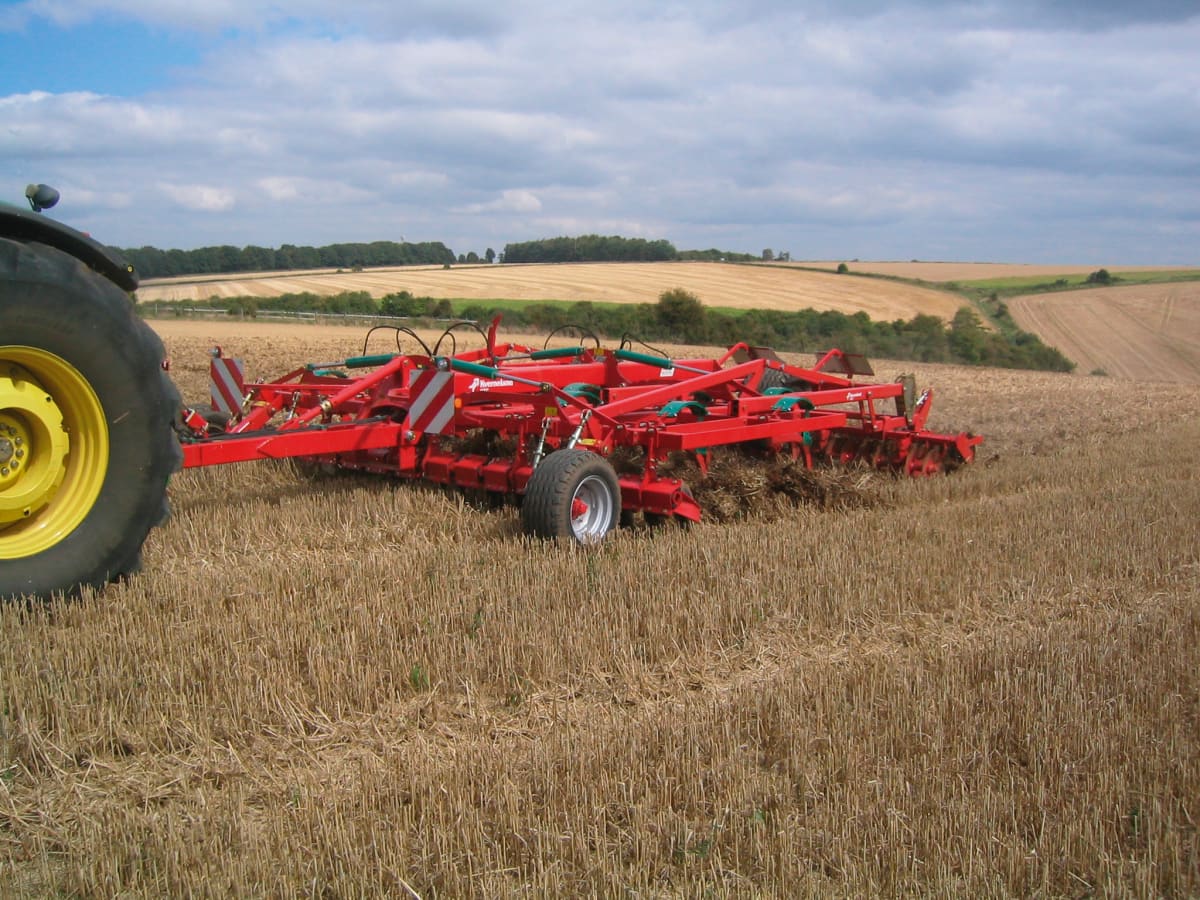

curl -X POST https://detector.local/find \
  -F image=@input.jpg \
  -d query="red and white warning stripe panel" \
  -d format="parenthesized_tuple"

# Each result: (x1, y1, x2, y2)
(210, 356, 246, 416)
(408, 370, 457, 434)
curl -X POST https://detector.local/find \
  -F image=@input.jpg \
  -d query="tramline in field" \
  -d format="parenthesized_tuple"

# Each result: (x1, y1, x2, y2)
(0, 186, 982, 600)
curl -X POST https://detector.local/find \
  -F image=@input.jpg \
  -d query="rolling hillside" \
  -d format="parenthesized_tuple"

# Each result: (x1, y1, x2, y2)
(138, 261, 965, 321)
(792, 261, 1200, 282)
(140, 260, 1200, 381)
(1007, 281, 1200, 382)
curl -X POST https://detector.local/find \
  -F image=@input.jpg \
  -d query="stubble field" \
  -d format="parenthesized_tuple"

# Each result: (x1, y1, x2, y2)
(2, 319, 1198, 896)
(793, 261, 1199, 282)
(138, 261, 965, 321)
(1007, 281, 1200, 383)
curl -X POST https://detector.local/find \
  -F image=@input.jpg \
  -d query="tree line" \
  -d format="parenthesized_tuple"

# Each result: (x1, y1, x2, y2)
(153, 288, 1073, 372)
(501, 235, 764, 263)
(118, 240, 456, 279)
(117, 233, 767, 278)
(502, 235, 679, 263)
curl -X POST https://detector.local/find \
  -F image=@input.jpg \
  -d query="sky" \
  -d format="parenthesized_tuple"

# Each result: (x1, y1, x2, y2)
(1, 1, 1198, 264)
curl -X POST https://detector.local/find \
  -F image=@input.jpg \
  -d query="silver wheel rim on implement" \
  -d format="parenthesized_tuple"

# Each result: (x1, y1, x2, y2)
(570, 474, 614, 543)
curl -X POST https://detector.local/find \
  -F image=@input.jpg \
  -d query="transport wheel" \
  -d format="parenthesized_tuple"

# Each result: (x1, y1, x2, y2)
(757, 366, 790, 392)
(0, 240, 182, 600)
(521, 448, 620, 543)
(198, 405, 230, 435)
(757, 366, 812, 394)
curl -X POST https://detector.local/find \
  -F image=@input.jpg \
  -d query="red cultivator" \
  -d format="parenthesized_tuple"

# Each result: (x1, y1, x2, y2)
(179, 318, 982, 542)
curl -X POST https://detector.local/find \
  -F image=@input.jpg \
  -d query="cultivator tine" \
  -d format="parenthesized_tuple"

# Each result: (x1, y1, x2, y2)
(902, 440, 946, 477)
(895, 374, 916, 425)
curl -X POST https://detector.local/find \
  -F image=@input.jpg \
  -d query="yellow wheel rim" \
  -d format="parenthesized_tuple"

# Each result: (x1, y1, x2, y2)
(0, 346, 109, 559)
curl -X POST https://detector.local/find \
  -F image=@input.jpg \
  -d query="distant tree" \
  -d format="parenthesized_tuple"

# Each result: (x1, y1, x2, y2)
(380, 290, 417, 317)
(836, 262, 849, 274)
(761, 248, 774, 261)
(465, 251, 480, 263)
(948, 307, 987, 364)
(485, 247, 496, 263)
(1086, 268, 1113, 285)
(655, 288, 707, 342)
(677, 248, 759, 263)
(240, 245, 275, 271)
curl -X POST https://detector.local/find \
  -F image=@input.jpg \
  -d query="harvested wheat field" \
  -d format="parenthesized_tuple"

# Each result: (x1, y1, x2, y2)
(794, 261, 1198, 282)
(138, 260, 965, 321)
(2, 319, 1199, 897)
(1006, 282, 1200, 383)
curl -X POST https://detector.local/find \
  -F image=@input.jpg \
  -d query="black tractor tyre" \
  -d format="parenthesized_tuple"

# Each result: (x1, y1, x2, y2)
(0, 239, 182, 601)
(520, 449, 621, 543)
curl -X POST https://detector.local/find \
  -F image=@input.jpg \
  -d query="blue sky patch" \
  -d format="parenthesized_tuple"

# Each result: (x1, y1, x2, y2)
(0, 17, 202, 96)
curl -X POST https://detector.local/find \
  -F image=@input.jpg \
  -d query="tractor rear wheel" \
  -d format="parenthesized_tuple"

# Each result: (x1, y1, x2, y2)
(521, 448, 620, 543)
(0, 240, 181, 601)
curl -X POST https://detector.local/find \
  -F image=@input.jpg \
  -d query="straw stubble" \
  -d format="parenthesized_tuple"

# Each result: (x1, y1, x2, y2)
(2, 322, 1197, 896)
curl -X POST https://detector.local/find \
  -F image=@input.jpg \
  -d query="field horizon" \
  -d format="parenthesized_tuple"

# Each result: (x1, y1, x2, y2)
(139, 259, 1200, 384)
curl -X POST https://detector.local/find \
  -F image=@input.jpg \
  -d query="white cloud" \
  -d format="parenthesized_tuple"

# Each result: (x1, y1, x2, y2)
(158, 182, 236, 212)
(257, 177, 299, 201)
(458, 189, 542, 215)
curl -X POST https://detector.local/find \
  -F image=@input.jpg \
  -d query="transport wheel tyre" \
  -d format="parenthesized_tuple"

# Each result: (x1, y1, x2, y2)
(198, 405, 230, 435)
(521, 448, 620, 543)
(758, 367, 789, 392)
(0, 240, 182, 601)
(757, 366, 812, 394)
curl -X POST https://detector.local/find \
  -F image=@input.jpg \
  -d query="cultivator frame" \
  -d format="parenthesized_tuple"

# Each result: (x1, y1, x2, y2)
(178, 318, 981, 540)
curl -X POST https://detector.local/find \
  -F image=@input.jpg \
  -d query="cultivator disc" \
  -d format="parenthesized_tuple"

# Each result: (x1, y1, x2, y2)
(814, 428, 966, 476)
